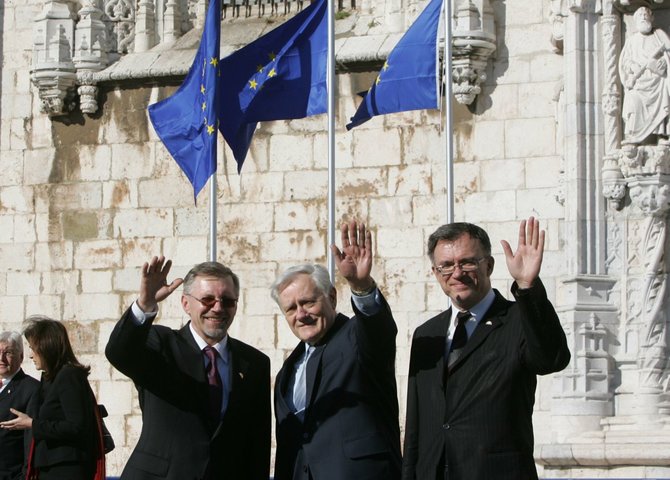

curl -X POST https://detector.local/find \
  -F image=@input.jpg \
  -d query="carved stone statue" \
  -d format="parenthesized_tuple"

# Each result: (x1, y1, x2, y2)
(619, 7, 670, 145)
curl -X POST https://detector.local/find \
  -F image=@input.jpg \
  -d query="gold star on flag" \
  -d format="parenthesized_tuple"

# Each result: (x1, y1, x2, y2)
(383, 61, 389, 71)
(257, 64, 264, 73)
(249, 79, 258, 90)
(268, 68, 277, 78)
(210, 57, 218, 67)
(201, 85, 206, 94)
(207, 124, 215, 135)
(376, 75, 381, 85)
(202, 101, 207, 111)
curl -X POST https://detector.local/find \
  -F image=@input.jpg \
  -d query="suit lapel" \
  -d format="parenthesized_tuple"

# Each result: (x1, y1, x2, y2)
(447, 291, 509, 373)
(303, 314, 346, 417)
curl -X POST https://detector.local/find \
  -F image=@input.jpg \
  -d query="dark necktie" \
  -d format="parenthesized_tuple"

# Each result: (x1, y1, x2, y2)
(203, 346, 223, 421)
(448, 311, 471, 367)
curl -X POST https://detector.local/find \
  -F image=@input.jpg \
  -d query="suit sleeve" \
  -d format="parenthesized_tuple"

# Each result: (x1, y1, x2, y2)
(32, 368, 91, 442)
(351, 290, 398, 363)
(251, 354, 271, 480)
(401, 334, 419, 480)
(513, 278, 571, 374)
(105, 306, 167, 388)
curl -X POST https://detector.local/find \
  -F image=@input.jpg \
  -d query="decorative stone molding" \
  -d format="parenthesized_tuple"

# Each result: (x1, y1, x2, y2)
(450, 0, 496, 105)
(31, 1, 78, 117)
(30, 0, 499, 115)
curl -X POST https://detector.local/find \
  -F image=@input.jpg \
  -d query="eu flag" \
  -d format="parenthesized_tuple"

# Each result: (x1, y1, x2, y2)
(219, 0, 327, 171)
(148, 0, 221, 202)
(346, 0, 442, 130)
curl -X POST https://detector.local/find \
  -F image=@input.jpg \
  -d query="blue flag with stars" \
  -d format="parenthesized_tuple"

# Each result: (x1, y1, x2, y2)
(148, 0, 221, 202)
(219, 0, 327, 171)
(346, 0, 442, 130)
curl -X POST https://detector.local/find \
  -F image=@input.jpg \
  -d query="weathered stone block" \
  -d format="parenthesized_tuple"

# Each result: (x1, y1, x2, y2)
(463, 190, 517, 222)
(376, 227, 423, 258)
(110, 143, 155, 180)
(35, 242, 74, 271)
(351, 128, 402, 167)
(260, 231, 327, 263)
(74, 240, 123, 269)
(25, 294, 62, 320)
(0, 242, 34, 270)
(284, 170, 329, 201)
(369, 197, 412, 228)
(505, 118, 556, 158)
(112, 208, 174, 238)
(7, 271, 41, 295)
(387, 163, 433, 196)
(81, 269, 113, 293)
(480, 159, 525, 191)
(274, 201, 325, 232)
(63, 293, 120, 322)
(1, 186, 34, 214)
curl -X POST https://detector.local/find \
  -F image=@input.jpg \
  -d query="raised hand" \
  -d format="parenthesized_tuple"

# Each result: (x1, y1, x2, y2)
(500, 217, 545, 289)
(330, 220, 375, 292)
(138, 256, 184, 312)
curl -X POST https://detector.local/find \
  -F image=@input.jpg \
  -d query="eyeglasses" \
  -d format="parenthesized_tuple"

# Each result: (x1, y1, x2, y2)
(433, 257, 487, 276)
(186, 294, 238, 309)
(0, 350, 16, 358)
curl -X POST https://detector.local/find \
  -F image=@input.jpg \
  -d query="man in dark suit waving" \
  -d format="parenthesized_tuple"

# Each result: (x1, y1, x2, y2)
(0, 331, 40, 480)
(402, 217, 571, 480)
(106, 257, 270, 480)
(271, 221, 401, 480)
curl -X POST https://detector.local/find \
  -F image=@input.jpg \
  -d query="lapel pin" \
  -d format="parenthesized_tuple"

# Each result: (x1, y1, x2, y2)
(485, 321, 493, 325)
(238, 372, 244, 379)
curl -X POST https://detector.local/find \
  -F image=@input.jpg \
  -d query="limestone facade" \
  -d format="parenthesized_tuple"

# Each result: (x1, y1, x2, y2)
(1, 0, 669, 477)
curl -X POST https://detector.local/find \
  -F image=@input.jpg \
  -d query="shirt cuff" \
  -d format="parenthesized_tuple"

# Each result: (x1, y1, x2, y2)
(352, 289, 382, 316)
(130, 301, 158, 325)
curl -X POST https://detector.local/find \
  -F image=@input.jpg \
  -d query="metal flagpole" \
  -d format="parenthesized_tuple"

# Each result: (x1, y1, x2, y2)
(326, 0, 336, 282)
(209, 173, 217, 261)
(443, 0, 454, 224)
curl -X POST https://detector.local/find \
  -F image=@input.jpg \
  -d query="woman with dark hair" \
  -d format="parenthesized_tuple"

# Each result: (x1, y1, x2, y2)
(0, 316, 103, 480)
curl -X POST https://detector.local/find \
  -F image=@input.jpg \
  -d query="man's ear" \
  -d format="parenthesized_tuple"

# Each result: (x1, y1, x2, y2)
(181, 295, 190, 315)
(486, 256, 495, 275)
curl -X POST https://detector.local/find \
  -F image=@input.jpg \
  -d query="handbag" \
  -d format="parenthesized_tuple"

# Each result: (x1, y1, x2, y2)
(97, 404, 116, 454)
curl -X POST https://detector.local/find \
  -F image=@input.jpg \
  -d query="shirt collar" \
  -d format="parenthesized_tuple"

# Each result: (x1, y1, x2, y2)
(189, 323, 229, 363)
(450, 288, 496, 325)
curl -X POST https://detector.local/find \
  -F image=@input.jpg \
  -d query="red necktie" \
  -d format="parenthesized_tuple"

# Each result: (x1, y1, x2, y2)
(203, 346, 223, 421)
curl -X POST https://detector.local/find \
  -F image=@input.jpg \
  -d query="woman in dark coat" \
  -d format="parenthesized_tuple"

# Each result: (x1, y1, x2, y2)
(0, 316, 102, 480)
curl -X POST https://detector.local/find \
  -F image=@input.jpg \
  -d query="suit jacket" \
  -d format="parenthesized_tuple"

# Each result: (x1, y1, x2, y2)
(105, 308, 271, 480)
(402, 280, 571, 480)
(31, 364, 99, 479)
(0, 369, 40, 480)
(274, 293, 401, 480)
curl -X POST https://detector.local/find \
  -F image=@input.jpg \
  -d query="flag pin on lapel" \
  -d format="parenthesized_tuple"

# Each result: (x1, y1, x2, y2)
(239, 372, 244, 380)
(485, 321, 493, 325)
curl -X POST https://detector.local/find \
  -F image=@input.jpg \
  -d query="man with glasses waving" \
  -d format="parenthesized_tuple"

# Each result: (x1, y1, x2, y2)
(402, 217, 570, 480)
(106, 258, 270, 480)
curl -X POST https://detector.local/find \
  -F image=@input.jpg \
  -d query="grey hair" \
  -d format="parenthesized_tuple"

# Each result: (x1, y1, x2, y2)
(270, 264, 334, 307)
(427, 222, 492, 263)
(182, 262, 240, 295)
(0, 331, 23, 357)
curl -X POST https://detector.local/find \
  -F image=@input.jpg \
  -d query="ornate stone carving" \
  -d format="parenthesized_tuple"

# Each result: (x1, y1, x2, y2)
(31, 1, 78, 117)
(450, 0, 496, 105)
(619, 7, 670, 147)
(29, 0, 499, 114)
(103, 0, 135, 57)
(134, 0, 156, 53)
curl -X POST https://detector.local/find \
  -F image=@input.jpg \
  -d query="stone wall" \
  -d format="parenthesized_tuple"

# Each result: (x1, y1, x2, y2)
(1, 0, 574, 476)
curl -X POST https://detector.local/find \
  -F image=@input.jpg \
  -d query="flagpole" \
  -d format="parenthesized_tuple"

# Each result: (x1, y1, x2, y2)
(443, 0, 454, 223)
(326, 0, 336, 282)
(209, 173, 217, 262)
